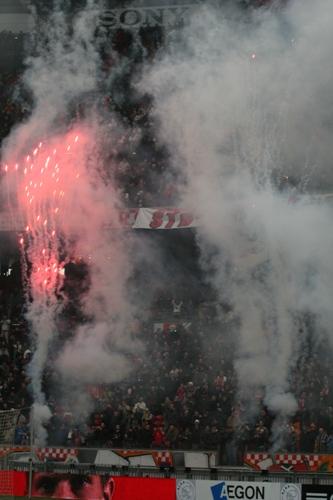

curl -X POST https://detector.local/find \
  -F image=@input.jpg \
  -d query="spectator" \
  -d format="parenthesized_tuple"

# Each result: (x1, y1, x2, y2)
(301, 422, 318, 453)
(166, 424, 179, 448)
(152, 426, 166, 449)
(314, 426, 328, 453)
(253, 420, 269, 451)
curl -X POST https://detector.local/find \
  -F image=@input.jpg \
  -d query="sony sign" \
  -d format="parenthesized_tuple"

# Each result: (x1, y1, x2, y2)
(99, 5, 194, 29)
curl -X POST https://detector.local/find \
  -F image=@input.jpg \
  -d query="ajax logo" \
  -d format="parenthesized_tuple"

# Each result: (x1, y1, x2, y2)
(281, 484, 301, 500)
(177, 480, 196, 500)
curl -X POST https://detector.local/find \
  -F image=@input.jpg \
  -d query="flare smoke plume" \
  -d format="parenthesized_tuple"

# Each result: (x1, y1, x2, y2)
(142, 0, 333, 447)
(2, 1, 139, 443)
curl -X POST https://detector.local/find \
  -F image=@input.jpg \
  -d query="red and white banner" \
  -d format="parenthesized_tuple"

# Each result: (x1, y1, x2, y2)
(244, 452, 333, 473)
(36, 447, 79, 462)
(133, 207, 196, 229)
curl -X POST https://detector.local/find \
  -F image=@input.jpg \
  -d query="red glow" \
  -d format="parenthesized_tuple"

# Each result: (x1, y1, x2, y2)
(13, 129, 87, 299)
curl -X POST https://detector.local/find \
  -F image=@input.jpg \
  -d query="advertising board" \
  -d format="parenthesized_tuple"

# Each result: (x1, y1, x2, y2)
(302, 485, 333, 500)
(0, 471, 27, 496)
(176, 480, 301, 500)
(31, 474, 176, 499)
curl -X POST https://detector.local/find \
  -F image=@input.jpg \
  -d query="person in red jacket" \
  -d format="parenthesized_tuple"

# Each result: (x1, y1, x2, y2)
(151, 426, 166, 448)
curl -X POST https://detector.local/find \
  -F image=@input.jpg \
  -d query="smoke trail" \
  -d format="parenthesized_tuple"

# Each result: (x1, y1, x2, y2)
(142, 0, 333, 447)
(2, 2, 141, 443)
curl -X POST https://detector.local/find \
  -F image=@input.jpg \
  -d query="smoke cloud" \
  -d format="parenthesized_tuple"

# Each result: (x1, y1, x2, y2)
(2, 1, 142, 443)
(142, 0, 333, 446)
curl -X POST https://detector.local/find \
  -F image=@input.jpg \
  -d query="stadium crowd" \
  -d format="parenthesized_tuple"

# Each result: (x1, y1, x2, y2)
(0, 0, 332, 466)
(1, 278, 333, 464)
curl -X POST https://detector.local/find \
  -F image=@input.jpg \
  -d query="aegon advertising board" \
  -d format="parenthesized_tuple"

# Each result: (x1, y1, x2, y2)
(176, 480, 301, 500)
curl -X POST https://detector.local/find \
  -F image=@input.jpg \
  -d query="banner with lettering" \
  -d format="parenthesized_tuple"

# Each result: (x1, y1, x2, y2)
(133, 207, 196, 229)
(99, 4, 195, 30)
(176, 480, 301, 500)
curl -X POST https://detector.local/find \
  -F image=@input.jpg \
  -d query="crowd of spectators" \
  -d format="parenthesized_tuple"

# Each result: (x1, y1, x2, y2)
(1, 266, 333, 465)
(0, 269, 32, 447)
(1, 1, 331, 467)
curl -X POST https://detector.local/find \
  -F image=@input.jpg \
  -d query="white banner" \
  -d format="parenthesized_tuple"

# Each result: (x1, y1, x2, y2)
(176, 480, 301, 500)
(133, 207, 196, 229)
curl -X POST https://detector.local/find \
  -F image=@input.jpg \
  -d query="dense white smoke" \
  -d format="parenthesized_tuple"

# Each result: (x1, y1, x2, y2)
(2, 2, 141, 443)
(142, 0, 333, 447)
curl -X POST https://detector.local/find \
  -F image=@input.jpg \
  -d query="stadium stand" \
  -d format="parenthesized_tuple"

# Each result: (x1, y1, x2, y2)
(0, 0, 332, 475)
